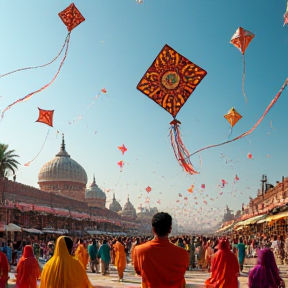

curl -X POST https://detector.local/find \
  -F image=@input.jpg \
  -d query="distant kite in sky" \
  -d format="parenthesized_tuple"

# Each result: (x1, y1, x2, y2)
(146, 186, 152, 193)
(230, 27, 255, 103)
(137, 44, 207, 175)
(36, 108, 54, 127)
(201, 184, 205, 189)
(118, 144, 127, 155)
(189, 78, 288, 157)
(0, 3, 85, 120)
(247, 153, 253, 159)
(235, 175, 240, 181)
(284, 1, 288, 26)
(157, 200, 161, 205)
(224, 107, 242, 128)
(117, 160, 124, 171)
(187, 184, 194, 193)
(179, 193, 182, 197)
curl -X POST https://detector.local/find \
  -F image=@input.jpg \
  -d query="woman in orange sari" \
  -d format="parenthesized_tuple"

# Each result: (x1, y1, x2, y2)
(0, 250, 9, 288)
(114, 237, 126, 282)
(75, 239, 89, 271)
(39, 236, 93, 288)
(16, 245, 40, 288)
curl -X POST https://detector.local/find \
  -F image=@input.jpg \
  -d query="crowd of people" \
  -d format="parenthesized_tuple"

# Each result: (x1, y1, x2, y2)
(0, 212, 286, 288)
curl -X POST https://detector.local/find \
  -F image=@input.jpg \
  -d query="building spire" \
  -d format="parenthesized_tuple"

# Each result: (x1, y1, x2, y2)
(93, 173, 96, 183)
(61, 133, 65, 151)
(113, 193, 116, 200)
(56, 133, 70, 157)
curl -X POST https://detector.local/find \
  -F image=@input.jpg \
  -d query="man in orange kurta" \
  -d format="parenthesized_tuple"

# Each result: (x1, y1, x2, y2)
(205, 238, 239, 288)
(75, 239, 89, 271)
(16, 245, 40, 288)
(133, 212, 189, 288)
(113, 238, 126, 281)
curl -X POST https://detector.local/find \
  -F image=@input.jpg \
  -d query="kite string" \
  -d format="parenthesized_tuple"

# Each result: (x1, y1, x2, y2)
(0, 33, 71, 120)
(0, 33, 70, 78)
(24, 129, 50, 166)
(189, 78, 288, 157)
(242, 54, 248, 103)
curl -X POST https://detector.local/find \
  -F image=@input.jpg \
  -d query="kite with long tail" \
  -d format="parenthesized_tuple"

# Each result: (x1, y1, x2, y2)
(0, 3, 85, 120)
(189, 78, 288, 157)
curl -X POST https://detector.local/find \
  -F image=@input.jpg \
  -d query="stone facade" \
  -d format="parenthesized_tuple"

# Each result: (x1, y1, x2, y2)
(247, 176, 288, 215)
(0, 177, 118, 219)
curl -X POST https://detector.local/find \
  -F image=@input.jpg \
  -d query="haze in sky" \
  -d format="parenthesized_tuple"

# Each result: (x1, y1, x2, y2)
(0, 0, 287, 218)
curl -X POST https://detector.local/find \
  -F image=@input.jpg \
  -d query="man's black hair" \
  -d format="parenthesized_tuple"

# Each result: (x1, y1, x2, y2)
(151, 212, 172, 237)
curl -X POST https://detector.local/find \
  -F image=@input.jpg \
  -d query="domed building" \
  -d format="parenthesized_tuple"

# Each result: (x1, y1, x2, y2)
(109, 193, 122, 213)
(85, 175, 106, 209)
(38, 135, 88, 201)
(121, 195, 137, 220)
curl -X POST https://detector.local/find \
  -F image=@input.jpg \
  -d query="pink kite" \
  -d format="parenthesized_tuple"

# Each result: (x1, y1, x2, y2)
(118, 144, 127, 155)
(201, 184, 205, 189)
(247, 153, 253, 159)
(146, 186, 152, 193)
(117, 160, 124, 171)
(235, 175, 240, 181)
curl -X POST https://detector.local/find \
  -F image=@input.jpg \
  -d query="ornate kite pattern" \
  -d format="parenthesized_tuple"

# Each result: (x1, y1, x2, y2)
(36, 108, 54, 127)
(58, 3, 85, 32)
(137, 44, 207, 118)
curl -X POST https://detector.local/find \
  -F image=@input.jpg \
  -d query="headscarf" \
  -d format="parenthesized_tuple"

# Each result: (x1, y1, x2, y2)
(16, 245, 40, 288)
(205, 238, 239, 288)
(0, 250, 9, 283)
(248, 249, 281, 288)
(39, 236, 93, 288)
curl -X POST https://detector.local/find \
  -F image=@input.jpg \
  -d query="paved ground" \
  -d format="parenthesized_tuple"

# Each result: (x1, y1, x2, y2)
(7, 261, 288, 288)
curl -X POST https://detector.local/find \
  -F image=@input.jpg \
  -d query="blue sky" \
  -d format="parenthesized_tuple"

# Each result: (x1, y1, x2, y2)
(0, 0, 287, 221)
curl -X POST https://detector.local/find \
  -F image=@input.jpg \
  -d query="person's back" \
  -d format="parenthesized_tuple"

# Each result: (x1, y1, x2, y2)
(16, 245, 40, 288)
(133, 212, 189, 288)
(39, 236, 93, 288)
(205, 238, 239, 288)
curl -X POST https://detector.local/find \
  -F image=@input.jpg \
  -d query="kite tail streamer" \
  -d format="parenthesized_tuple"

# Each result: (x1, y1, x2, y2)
(0, 33, 71, 120)
(24, 129, 50, 166)
(170, 119, 198, 175)
(284, 0, 288, 26)
(242, 54, 248, 103)
(0, 33, 70, 78)
(189, 78, 288, 157)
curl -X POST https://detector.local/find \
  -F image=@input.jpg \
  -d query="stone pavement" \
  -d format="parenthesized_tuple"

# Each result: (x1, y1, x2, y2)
(7, 262, 288, 288)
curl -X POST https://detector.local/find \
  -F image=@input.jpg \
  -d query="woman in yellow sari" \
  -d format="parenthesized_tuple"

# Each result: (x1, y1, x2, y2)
(114, 237, 126, 282)
(39, 236, 93, 288)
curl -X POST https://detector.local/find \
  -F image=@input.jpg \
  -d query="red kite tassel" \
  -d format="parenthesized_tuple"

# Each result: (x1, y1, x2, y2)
(242, 54, 248, 103)
(170, 119, 198, 175)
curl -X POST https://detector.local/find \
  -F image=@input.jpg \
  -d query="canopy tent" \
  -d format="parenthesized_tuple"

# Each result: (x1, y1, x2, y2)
(6, 223, 21, 232)
(22, 228, 43, 234)
(265, 210, 288, 222)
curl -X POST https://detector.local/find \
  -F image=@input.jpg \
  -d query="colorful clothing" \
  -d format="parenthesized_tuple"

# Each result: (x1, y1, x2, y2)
(0, 251, 9, 288)
(237, 243, 245, 265)
(16, 245, 40, 288)
(75, 244, 89, 270)
(114, 241, 126, 280)
(205, 239, 239, 288)
(248, 249, 283, 288)
(133, 238, 189, 288)
(39, 236, 93, 288)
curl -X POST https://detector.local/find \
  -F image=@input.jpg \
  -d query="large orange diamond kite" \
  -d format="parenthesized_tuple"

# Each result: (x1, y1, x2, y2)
(137, 44, 207, 118)
(137, 44, 207, 175)
(59, 3, 85, 32)
(36, 108, 54, 127)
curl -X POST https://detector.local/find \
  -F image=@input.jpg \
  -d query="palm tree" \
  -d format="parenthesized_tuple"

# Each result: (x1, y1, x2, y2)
(0, 144, 20, 178)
